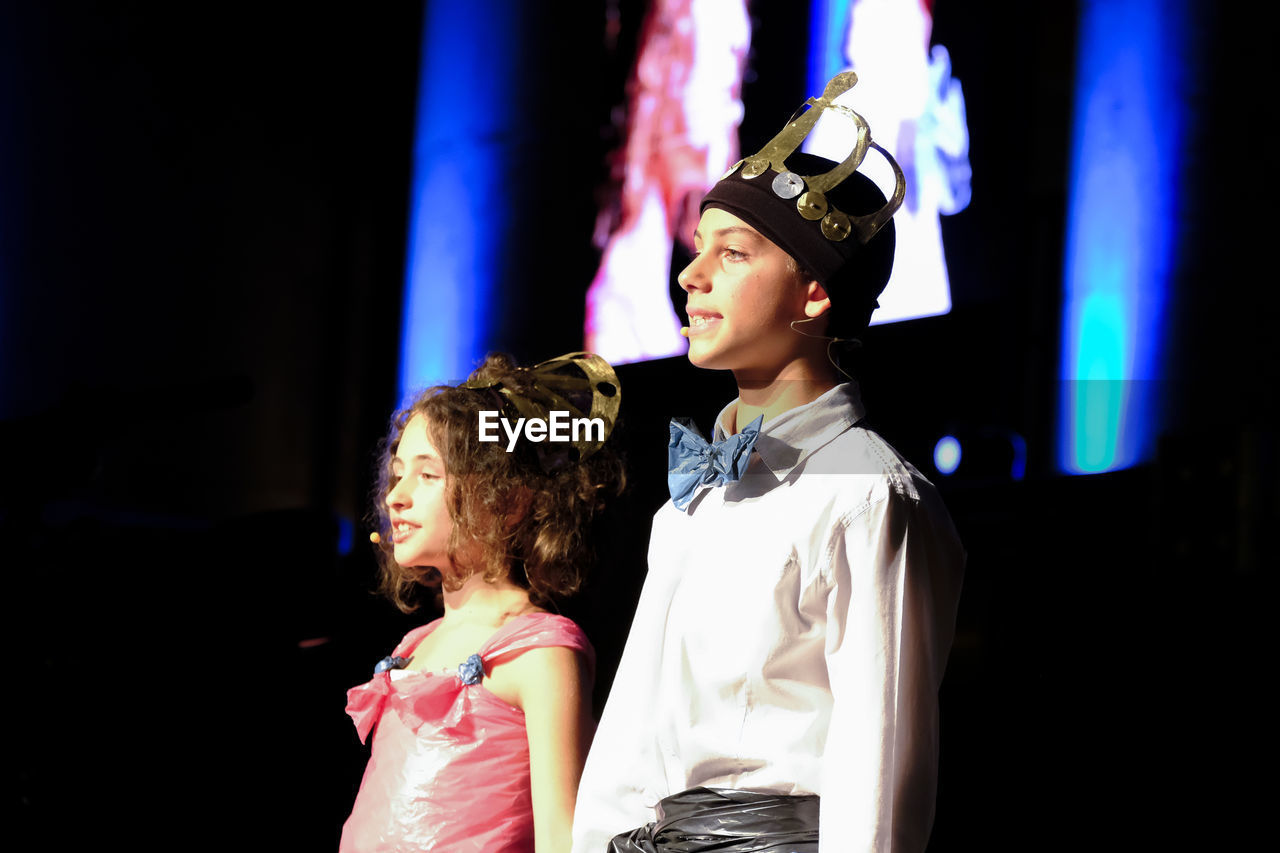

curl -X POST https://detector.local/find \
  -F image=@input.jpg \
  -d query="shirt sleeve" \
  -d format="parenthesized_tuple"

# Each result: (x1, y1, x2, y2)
(571, 539, 678, 853)
(818, 486, 965, 852)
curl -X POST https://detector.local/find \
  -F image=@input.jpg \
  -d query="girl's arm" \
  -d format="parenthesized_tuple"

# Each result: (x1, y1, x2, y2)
(511, 645, 595, 853)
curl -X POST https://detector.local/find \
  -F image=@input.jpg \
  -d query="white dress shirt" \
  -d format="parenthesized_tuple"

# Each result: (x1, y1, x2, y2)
(572, 383, 965, 853)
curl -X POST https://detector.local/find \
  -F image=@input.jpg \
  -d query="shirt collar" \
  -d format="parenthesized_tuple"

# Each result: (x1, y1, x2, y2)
(711, 382, 866, 480)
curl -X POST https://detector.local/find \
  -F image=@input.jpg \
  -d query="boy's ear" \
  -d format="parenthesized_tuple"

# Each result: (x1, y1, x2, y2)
(803, 279, 832, 319)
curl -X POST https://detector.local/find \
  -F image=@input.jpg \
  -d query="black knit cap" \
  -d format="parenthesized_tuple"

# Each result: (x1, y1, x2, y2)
(701, 150, 897, 332)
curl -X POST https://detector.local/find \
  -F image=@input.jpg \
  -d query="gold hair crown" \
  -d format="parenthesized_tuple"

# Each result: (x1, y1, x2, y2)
(462, 351, 621, 470)
(723, 72, 905, 244)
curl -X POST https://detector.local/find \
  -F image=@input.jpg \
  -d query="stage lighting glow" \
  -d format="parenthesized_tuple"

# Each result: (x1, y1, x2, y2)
(583, 0, 750, 364)
(934, 435, 961, 476)
(1009, 432, 1027, 481)
(804, 0, 971, 326)
(1057, 0, 1187, 474)
(807, 0, 854, 93)
(337, 516, 354, 556)
(398, 3, 518, 404)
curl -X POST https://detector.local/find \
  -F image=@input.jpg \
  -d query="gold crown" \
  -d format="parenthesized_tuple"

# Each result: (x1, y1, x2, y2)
(723, 72, 905, 244)
(462, 351, 621, 470)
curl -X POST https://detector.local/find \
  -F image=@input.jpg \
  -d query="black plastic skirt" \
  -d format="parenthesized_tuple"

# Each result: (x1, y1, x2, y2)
(606, 787, 820, 852)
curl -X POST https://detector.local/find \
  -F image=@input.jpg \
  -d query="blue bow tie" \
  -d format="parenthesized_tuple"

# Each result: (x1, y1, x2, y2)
(667, 415, 763, 511)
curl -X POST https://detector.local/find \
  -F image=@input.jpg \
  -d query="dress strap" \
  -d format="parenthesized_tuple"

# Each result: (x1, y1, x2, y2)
(392, 618, 442, 658)
(481, 612, 595, 677)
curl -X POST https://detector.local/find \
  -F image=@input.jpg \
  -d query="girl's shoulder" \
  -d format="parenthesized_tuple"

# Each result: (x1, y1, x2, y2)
(482, 612, 593, 668)
(481, 613, 595, 710)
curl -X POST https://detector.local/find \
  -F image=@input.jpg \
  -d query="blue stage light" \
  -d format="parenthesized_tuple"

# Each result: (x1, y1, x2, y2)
(397, 3, 521, 405)
(336, 516, 354, 557)
(807, 0, 854, 98)
(934, 435, 962, 476)
(1057, 0, 1188, 473)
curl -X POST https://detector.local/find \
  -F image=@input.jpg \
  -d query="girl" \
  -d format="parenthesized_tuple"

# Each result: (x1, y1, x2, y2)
(341, 352, 624, 853)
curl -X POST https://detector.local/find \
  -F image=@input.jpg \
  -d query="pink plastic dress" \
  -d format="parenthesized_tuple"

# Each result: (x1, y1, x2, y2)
(340, 612, 593, 852)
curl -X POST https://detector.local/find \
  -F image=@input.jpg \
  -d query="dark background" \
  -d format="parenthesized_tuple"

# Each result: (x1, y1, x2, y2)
(2, 2, 1271, 850)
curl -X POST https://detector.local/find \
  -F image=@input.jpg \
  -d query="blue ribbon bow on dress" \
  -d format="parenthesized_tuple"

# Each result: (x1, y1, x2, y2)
(667, 415, 763, 511)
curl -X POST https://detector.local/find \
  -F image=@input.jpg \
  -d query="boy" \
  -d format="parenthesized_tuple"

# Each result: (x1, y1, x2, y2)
(572, 73, 965, 852)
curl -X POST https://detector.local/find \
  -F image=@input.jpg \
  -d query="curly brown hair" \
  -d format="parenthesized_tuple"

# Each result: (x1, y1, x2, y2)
(370, 353, 626, 613)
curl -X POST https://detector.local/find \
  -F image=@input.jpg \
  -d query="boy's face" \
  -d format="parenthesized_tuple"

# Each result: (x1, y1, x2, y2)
(385, 414, 456, 575)
(680, 206, 818, 376)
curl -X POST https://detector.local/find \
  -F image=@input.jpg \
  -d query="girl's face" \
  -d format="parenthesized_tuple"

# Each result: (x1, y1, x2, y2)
(385, 414, 456, 575)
